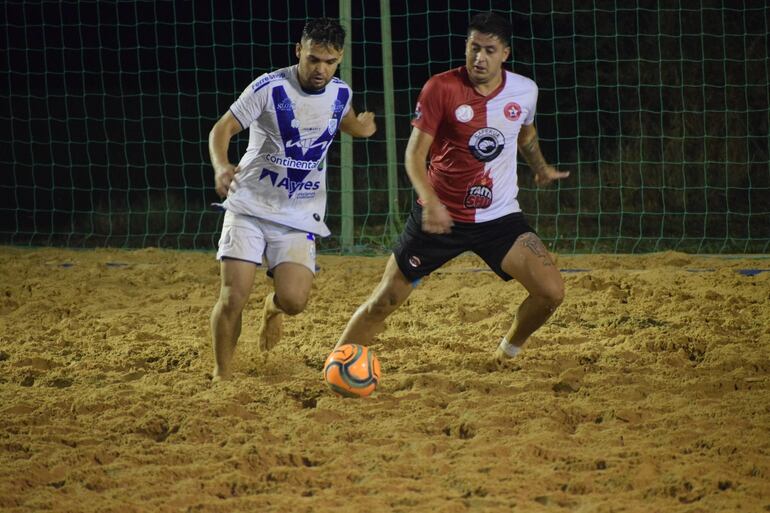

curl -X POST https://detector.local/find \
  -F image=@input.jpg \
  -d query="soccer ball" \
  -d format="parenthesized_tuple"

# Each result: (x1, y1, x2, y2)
(323, 344, 381, 398)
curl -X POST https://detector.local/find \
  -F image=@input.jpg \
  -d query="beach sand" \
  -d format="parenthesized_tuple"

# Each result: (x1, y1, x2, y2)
(1, 246, 768, 512)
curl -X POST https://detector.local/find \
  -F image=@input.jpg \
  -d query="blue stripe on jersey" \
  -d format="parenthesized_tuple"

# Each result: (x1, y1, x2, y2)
(271, 85, 350, 196)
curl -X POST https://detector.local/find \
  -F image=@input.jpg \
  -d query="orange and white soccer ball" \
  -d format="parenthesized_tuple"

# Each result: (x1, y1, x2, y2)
(323, 344, 381, 398)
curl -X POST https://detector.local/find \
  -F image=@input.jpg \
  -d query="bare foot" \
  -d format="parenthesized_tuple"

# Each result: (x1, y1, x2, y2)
(258, 292, 283, 351)
(211, 368, 231, 383)
(491, 348, 522, 371)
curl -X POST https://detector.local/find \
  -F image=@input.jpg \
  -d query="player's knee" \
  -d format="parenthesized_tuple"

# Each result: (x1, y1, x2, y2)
(218, 286, 249, 314)
(275, 293, 307, 316)
(543, 283, 565, 310)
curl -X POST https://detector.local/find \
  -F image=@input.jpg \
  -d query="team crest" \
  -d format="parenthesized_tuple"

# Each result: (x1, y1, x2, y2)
(504, 102, 522, 121)
(455, 104, 474, 123)
(464, 170, 493, 209)
(327, 118, 338, 135)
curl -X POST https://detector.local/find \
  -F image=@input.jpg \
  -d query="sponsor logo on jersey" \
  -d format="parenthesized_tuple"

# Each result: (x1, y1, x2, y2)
(284, 137, 334, 154)
(276, 97, 295, 111)
(252, 71, 287, 93)
(332, 99, 346, 115)
(504, 102, 522, 121)
(468, 127, 505, 162)
(464, 170, 493, 209)
(455, 104, 474, 123)
(258, 168, 321, 198)
(264, 154, 319, 170)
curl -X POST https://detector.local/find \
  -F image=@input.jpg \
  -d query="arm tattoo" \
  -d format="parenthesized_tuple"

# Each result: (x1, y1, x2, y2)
(519, 134, 547, 173)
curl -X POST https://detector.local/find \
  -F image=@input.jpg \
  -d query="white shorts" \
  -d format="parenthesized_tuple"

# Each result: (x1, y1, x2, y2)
(216, 211, 316, 274)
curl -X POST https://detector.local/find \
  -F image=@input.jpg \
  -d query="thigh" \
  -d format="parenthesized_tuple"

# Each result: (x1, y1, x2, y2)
(216, 211, 267, 265)
(500, 232, 564, 298)
(262, 221, 316, 276)
(393, 205, 468, 282)
(473, 212, 535, 280)
(218, 257, 259, 304)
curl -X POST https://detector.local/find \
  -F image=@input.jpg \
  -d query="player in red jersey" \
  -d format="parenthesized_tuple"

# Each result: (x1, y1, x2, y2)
(336, 11, 569, 362)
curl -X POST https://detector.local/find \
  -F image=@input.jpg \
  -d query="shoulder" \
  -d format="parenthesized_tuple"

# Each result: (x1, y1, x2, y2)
(420, 67, 467, 102)
(249, 67, 291, 93)
(424, 67, 464, 90)
(330, 77, 351, 90)
(329, 77, 353, 100)
(505, 70, 538, 93)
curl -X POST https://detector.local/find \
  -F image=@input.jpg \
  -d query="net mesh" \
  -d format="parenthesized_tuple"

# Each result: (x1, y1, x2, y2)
(1, 1, 768, 253)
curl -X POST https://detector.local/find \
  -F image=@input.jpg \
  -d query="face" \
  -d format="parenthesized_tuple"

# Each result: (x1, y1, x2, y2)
(465, 30, 510, 85)
(295, 39, 343, 91)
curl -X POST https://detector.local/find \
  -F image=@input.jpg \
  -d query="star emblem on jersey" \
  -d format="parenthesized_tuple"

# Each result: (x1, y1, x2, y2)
(504, 102, 522, 121)
(454, 104, 474, 123)
(468, 127, 505, 162)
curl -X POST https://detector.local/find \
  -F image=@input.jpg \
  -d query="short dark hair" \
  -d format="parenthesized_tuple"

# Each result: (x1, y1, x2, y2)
(301, 18, 346, 51)
(467, 11, 512, 47)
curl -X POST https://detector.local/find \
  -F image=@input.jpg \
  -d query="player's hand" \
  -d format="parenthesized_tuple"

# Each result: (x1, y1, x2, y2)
(356, 111, 377, 137)
(422, 200, 453, 234)
(214, 164, 240, 198)
(534, 165, 569, 187)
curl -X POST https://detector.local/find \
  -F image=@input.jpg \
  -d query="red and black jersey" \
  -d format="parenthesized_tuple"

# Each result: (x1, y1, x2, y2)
(411, 66, 538, 223)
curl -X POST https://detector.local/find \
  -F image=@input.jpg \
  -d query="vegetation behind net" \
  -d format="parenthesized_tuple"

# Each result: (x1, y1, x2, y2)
(1, 1, 768, 253)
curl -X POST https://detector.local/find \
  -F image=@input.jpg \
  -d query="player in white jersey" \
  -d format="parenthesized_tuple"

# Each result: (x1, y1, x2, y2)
(208, 18, 376, 381)
(335, 12, 568, 364)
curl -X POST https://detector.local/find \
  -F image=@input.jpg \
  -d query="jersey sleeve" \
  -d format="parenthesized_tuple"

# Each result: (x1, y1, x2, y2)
(411, 76, 444, 136)
(523, 82, 538, 126)
(229, 74, 270, 129)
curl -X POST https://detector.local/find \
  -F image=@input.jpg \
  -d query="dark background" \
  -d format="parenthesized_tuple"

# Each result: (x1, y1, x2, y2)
(1, 0, 768, 252)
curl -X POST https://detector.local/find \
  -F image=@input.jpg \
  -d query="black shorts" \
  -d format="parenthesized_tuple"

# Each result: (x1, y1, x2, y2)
(393, 204, 536, 282)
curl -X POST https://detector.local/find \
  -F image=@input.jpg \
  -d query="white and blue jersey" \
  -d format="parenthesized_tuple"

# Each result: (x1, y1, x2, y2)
(222, 64, 351, 237)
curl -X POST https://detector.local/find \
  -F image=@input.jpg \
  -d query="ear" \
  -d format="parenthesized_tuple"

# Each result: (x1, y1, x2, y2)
(295, 42, 302, 59)
(503, 45, 511, 61)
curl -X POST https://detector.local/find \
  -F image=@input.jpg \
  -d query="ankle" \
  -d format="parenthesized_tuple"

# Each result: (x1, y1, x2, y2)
(498, 337, 522, 357)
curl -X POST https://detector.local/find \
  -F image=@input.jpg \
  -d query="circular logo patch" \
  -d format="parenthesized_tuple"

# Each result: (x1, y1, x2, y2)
(454, 104, 474, 123)
(468, 127, 505, 162)
(408, 255, 421, 268)
(503, 102, 522, 121)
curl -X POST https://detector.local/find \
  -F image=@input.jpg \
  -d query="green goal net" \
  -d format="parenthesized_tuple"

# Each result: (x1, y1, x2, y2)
(1, 2, 768, 253)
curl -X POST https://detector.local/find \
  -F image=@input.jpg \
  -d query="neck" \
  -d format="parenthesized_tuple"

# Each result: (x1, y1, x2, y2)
(466, 67, 503, 96)
(473, 75, 502, 96)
